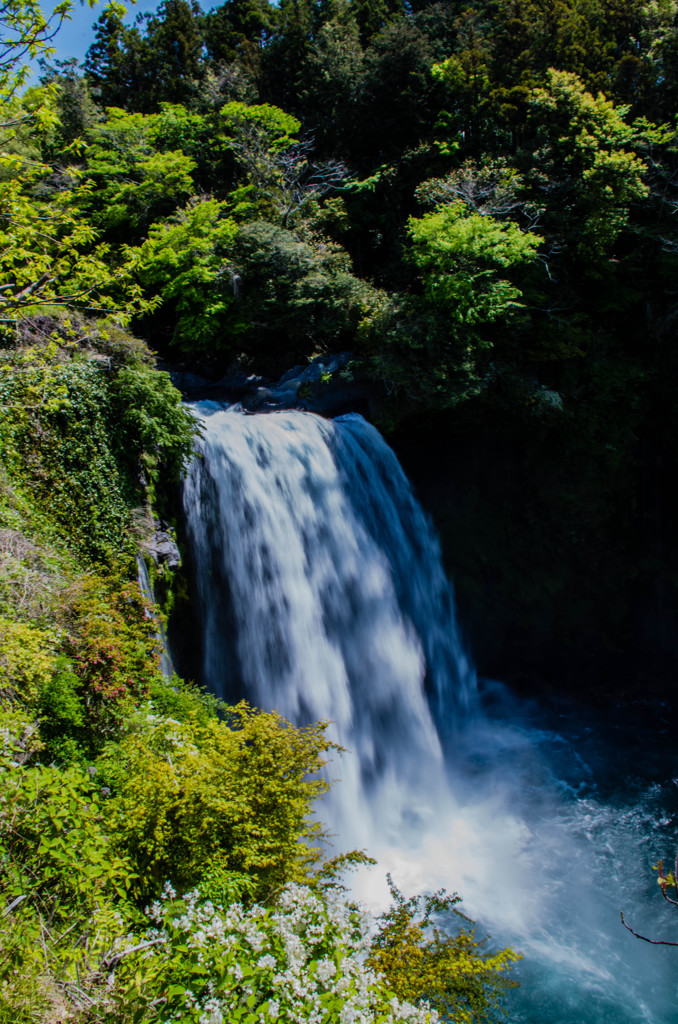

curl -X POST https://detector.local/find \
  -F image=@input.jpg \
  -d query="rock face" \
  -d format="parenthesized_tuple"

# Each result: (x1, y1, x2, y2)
(148, 527, 181, 569)
(390, 408, 678, 702)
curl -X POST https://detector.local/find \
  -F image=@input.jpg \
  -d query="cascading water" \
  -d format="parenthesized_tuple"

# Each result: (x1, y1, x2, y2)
(183, 402, 678, 1024)
(136, 554, 174, 678)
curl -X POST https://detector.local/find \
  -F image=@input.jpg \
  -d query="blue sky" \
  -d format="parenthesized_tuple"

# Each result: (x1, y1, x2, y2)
(43, 0, 162, 64)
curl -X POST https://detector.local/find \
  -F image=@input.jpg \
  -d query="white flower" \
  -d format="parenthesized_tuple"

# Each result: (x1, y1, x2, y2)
(199, 1009, 223, 1024)
(316, 958, 337, 985)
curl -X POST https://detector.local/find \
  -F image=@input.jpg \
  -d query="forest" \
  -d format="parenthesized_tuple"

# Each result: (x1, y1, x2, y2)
(5, 0, 678, 685)
(2, 0, 678, 1018)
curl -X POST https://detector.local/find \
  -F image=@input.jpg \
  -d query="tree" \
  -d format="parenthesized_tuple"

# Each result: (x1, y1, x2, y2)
(227, 219, 373, 362)
(632, 0, 678, 121)
(407, 199, 541, 323)
(133, 197, 239, 353)
(78, 106, 198, 240)
(216, 100, 347, 227)
(355, 193, 542, 409)
(367, 879, 521, 1024)
(357, 19, 439, 165)
(351, 0, 404, 46)
(488, 0, 646, 98)
(141, 0, 207, 108)
(298, 0, 364, 156)
(203, 0, 277, 65)
(83, 4, 148, 109)
(259, 0, 320, 111)
(430, 9, 494, 154)
(38, 57, 101, 150)
(0, 159, 158, 330)
(0, 0, 73, 101)
(99, 702, 337, 901)
(0, 2, 175, 330)
(84, 0, 207, 112)
(523, 69, 650, 258)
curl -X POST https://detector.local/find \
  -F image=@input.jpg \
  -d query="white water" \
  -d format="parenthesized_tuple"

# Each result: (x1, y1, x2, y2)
(183, 403, 678, 1024)
(136, 555, 175, 678)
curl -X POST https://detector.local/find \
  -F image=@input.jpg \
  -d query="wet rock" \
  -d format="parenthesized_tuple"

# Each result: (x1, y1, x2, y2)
(241, 353, 370, 415)
(148, 529, 181, 569)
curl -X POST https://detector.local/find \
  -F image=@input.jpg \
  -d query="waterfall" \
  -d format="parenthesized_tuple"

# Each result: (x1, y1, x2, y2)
(182, 402, 678, 1024)
(183, 403, 476, 850)
(136, 555, 175, 678)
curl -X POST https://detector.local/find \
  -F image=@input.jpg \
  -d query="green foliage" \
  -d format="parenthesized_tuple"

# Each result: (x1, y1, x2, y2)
(134, 197, 240, 352)
(430, 17, 493, 149)
(84, 0, 207, 112)
(0, 71, 160, 331)
(80, 105, 198, 239)
(220, 99, 301, 156)
(40, 58, 102, 151)
(488, 0, 647, 97)
(204, 0, 277, 65)
(367, 879, 521, 1024)
(3, 1, 678, 1014)
(297, 7, 364, 154)
(98, 701, 335, 902)
(0, 617, 55, 704)
(0, 157, 156, 329)
(0, 0, 73, 102)
(0, 354, 131, 560)
(230, 220, 374, 361)
(358, 292, 486, 410)
(108, 361, 196, 484)
(525, 69, 650, 256)
(63, 573, 162, 746)
(0, 759, 138, 1021)
(37, 657, 84, 748)
(83, 4, 149, 109)
(0, 321, 195, 557)
(360, 202, 542, 409)
(407, 202, 542, 323)
(139, 0, 206, 108)
(0, 762, 132, 913)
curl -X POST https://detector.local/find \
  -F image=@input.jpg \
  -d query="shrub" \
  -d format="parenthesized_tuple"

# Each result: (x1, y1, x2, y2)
(99, 702, 336, 903)
(0, 617, 56, 705)
(367, 881, 520, 1024)
(116, 882, 439, 1024)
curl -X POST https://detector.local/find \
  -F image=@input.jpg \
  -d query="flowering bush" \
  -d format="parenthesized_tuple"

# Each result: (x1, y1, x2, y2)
(119, 882, 439, 1024)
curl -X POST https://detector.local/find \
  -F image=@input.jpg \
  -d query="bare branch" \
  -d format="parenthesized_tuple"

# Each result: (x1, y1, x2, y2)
(2, 893, 27, 916)
(100, 937, 166, 972)
(620, 912, 678, 946)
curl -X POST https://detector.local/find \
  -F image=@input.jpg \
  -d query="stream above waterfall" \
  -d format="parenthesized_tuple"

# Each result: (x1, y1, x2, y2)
(180, 402, 678, 1024)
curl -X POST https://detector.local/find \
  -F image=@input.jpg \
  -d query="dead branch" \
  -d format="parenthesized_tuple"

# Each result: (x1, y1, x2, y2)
(620, 912, 678, 946)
